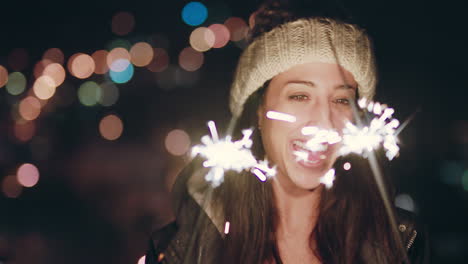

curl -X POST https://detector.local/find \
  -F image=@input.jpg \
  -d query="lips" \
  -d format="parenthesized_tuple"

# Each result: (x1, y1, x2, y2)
(291, 140, 329, 168)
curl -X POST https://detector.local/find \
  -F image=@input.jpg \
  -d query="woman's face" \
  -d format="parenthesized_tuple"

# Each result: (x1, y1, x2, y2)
(257, 62, 357, 192)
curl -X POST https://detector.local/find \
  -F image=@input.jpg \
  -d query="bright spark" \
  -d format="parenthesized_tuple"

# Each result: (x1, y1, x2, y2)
(302, 126, 342, 151)
(224, 221, 230, 234)
(320, 168, 335, 189)
(192, 121, 276, 187)
(266, 111, 296, 123)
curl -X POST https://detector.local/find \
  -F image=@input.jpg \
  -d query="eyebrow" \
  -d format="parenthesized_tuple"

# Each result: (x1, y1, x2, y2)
(285, 80, 357, 90)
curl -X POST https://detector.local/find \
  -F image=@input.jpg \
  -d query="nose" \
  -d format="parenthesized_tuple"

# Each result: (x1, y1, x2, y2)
(305, 100, 334, 130)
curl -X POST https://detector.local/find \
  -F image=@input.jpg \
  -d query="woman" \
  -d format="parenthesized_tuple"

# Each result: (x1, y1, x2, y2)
(146, 1, 429, 263)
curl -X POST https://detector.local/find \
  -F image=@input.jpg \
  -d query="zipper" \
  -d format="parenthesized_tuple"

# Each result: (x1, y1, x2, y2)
(406, 230, 417, 250)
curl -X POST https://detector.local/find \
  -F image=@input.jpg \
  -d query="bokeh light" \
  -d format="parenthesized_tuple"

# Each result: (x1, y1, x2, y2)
(107, 47, 131, 72)
(19, 96, 41, 121)
(92, 50, 110, 74)
(182, 2, 208, 26)
(178, 47, 204, 72)
(224, 17, 248, 41)
(6, 72, 27, 95)
(147, 48, 169, 72)
(33, 59, 53, 79)
(165, 129, 191, 156)
(17, 163, 40, 188)
(109, 64, 134, 84)
(99, 82, 119, 106)
(78, 81, 101, 106)
(130, 42, 154, 67)
(14, 121, 36, 142)
(2, 175, 22, 198)
(43, 48, 65, 65)
(111, 11, 135, 36)
(0, 65, 8, 88)
(33, 75, 56, 100)
(99, 114, 124, 140)
(395, 193, 415, 212)
(68, 53, 95, 79)
(208, 24, 230, 48)
(8, 48, 29, 71)
(43, 63, 66, 86)
(189, 27, 215, 52)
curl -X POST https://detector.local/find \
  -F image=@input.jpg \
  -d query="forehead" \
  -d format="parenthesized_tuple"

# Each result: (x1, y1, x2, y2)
(268, 62, 357, 91)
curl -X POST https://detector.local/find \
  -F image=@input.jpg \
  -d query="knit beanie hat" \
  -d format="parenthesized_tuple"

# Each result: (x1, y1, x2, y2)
(229, 17, 377, 118)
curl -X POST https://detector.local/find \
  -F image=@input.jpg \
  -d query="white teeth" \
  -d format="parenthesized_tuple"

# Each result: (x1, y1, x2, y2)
(293, 140, 328, 152)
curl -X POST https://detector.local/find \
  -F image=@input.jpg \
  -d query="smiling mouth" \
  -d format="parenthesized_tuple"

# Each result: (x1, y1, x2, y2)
(292, 140, 329, 167)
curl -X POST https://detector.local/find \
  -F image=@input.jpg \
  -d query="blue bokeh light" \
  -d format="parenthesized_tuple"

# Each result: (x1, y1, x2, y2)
(181, 2, 208, 26)
(109, 63, 134, 84)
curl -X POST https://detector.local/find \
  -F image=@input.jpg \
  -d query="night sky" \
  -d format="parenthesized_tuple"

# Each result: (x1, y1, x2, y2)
(0, 0, 467, 263)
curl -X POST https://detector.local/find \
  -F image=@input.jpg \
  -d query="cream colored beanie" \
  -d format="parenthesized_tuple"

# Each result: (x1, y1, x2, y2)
(229, 17, 377, 118)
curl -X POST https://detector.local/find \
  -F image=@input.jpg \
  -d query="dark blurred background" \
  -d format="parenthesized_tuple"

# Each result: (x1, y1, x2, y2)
(0, 0, 466, 263)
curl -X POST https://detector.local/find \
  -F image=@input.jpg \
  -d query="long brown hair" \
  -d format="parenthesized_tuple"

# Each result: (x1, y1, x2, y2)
(211, 1, 405, 263)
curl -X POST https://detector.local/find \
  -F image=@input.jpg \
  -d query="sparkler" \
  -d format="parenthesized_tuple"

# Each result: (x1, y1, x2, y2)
(191, 121, 275, 187)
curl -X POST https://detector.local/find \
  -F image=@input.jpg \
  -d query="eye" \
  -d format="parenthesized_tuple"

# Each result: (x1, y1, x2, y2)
(288, 94, 309, 101)
(334, 98, 351, 105)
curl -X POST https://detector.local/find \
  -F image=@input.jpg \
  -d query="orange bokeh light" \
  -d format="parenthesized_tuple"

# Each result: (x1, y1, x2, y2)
(107, 47, 131, 72)
(33, 75, 56, 100)
(130, 42, 154, 67)
(179, 47, 204, 72)
(43, 63, 65, 86)
(224, 17, 248, 41)
(189, 27, 215, 52)
(99, 114, 124, 140)
(208, 24, 230, 48)
(43, 48, 65, 65)
(33, 59, 53, 79)
(19, 96, 41, 121)
(2, 175, 22, 198)
(165, 129, 191, 156)
(147, 48, 169, 73)
(0, 65, 8, 88)
(14, 121, 36, 142)
(111, 11, 135, 36)
(17, 163, 40, 187)
(68, 53, 95, 79)
(92, 50, 110, 74)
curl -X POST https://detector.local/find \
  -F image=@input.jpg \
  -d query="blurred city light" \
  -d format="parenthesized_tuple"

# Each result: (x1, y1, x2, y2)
(92, 50, 110, 74)
(181, 2, 208, 26)
(43, 48, 65, 65)
(208, 24, 230, 48)
(0, 65, 8, 88)
(17, 163, 40, 187)
(33, 75, 56, 100)
(13, 121, 36, 142)
(189, 27, 215, 52)
(43, 63, 66, 86)
(178, 47, 204, 72)
(112, 11, 135, 36)
(109, 63, 134, 84)
(130, 42, 154, 67)
(68, 53, 95, 79)
(2, 175, 23, 198)
(78, 81, 102, 106)
(165, 129, 191, 156)
(98, 81, 119, 106)
(19, 96, 41, 121)
(224, 17, 248, 41)
(147, 48, 169, 72)
(6, 72, 27, 95)
(395, 193, 415, 212)
(107, 47, 131, 72)
(99, 114, 124, 140)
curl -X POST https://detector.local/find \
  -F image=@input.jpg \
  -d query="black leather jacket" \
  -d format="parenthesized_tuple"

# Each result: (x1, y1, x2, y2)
(146, 159, 430, 264)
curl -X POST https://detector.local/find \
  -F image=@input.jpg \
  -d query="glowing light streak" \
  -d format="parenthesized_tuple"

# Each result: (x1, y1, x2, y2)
(252, 168, 267, 181)
(266, 111, 296, 123)
(224, 221, 230, 234)
(302, 126, 342, 151)
(320, 168, 335, 189)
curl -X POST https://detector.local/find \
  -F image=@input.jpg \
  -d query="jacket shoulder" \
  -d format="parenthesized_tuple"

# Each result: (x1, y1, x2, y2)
(395, 208, 430, 263)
